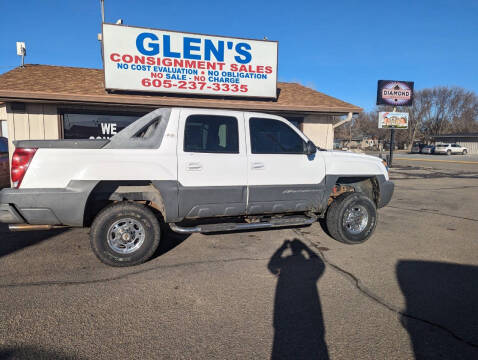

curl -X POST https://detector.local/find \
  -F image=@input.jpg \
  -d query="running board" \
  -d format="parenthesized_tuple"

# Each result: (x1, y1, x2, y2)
(169, 215, 317, 234)
(8, 224, 69, 232)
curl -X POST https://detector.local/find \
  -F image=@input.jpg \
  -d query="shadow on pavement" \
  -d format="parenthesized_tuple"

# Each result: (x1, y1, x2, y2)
(268, 238, 329, 359)
(0, 223, 68, 259)
(397, 260, 478, 359)
(0, 345, 84, 360)
(152, 225, 190, 259)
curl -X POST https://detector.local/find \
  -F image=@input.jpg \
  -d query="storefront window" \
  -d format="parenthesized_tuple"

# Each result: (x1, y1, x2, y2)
(285, 117, 304, 130)
(62, 112, 146, 139)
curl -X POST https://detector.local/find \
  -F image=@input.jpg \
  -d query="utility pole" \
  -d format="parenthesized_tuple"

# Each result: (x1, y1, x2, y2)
(99, 1, 105, 65)
(100, 0, 105, 23)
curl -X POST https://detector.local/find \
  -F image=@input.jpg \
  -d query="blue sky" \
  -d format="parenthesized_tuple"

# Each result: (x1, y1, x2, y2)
(1, 0, 477, 110)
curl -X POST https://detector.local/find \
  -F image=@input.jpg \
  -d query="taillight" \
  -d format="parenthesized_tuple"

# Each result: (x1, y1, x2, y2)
(11, 148, 37, 188)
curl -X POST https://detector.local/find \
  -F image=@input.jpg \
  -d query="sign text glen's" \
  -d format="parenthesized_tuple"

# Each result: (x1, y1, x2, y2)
(103, 24, 278, 98)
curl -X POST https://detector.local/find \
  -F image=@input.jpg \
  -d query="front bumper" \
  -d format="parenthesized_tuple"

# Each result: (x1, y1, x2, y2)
(0, 203, 25, 224)
(378, 180, 394, 208)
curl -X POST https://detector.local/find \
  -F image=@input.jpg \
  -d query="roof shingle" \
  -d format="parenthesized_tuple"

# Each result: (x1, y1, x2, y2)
(0, 65, 362, 114)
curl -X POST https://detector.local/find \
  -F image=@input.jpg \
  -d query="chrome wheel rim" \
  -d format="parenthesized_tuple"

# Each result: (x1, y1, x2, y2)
(343, 205, 369, 235)
(107, 218, 145, 254)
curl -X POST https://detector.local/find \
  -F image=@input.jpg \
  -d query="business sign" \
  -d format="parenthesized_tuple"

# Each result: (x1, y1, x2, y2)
(102, 23, 278, 98)
(378, 112, 409, 129)
(377, 80, 414, 106)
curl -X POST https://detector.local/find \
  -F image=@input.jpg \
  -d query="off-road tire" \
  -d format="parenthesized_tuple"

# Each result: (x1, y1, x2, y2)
(90, 202, 161, 267)
(325, 193, 377, 244)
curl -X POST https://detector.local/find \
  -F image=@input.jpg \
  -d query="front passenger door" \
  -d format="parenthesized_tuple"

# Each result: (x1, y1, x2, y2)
(245, 115, 326, 215)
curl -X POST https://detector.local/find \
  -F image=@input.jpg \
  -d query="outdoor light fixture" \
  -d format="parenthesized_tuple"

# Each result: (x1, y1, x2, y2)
(16, 42, 26, 67)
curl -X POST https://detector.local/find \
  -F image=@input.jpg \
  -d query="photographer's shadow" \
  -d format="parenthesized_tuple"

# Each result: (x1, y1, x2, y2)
(268, 238, 329, 359)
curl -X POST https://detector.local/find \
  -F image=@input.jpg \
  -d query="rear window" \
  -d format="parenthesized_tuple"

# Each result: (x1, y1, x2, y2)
(184, 115, 239, 153)
(436, 144, 447, 147)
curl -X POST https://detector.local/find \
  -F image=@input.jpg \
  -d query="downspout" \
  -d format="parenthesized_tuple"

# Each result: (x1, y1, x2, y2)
(332, 112, 353, 129)
(332, 112, 353, 149)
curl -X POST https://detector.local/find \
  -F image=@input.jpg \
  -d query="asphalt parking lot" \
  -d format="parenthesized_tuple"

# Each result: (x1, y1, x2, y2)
(1, 159, 478, 359)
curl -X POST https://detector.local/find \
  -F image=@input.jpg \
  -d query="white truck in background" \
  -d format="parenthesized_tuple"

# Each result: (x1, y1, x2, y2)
(0, 107, 393, 266)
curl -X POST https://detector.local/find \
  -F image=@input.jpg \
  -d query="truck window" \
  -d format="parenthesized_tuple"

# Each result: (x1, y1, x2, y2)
(249, 118, 305, 154)
(184, 115, 239, 153)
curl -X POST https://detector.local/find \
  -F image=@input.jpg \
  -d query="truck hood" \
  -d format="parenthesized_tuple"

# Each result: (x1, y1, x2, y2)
(320, 150, 388, 179)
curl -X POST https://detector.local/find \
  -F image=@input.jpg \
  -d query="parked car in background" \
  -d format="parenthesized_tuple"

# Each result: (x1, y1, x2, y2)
(434, 143, 468, 155)
(0, 137, 10, 187)
(421, 145, 435, 154)
(411, 142, 426, 153)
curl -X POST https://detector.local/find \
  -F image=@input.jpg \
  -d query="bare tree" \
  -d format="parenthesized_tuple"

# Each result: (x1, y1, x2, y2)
(421, 86, 478, 137)
(334, 86, 478, 150)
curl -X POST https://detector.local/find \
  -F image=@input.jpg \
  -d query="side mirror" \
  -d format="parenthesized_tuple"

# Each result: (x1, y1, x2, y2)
(306, 140, 317, 155)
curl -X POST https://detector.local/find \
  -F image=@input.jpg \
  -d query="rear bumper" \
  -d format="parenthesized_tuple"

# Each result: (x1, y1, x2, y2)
(0, 203, 25, 224)
(378, 180, 394, 208)
(0, 181, 98, 226)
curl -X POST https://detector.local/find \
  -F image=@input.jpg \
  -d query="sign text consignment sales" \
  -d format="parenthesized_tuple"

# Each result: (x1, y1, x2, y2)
(102, 24, 278, 98)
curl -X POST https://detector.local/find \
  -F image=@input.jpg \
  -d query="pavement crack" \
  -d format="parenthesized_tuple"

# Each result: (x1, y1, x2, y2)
(0, 256, 269, 289)
(293, 228, 478, 349)
(388, 205, 478, 222)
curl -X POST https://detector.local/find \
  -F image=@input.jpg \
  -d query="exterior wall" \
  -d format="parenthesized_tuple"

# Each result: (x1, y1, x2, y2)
(459, 141, 478, 154)
(4, 103, 60, 161)
(434, 137, 478, 154)
(302, 115, 334, 149)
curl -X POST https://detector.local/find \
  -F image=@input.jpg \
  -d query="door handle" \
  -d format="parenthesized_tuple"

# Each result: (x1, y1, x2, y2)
(186, 162, 202, 171)
(251, 162, 265, 170)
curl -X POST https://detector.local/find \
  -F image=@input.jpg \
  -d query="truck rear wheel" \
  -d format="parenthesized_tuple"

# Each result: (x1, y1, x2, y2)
(325, 193, 377, 244)
(90, 202, 161, 267)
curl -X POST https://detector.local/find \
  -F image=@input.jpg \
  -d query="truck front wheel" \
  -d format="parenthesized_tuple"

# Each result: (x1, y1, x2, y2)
(90, 202, 161, 267)
(325, 193, 377, 244)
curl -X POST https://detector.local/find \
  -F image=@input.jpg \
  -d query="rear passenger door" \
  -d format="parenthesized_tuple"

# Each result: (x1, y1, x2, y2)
(245, 114, 326, 215)
(177, 109, 248, 218)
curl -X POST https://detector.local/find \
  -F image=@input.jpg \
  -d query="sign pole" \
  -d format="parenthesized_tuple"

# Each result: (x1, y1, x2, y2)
(389, 106, 396, 167)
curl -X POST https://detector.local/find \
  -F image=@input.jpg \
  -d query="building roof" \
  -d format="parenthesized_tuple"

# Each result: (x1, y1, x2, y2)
(0, 65, 362, 114)
(433, 133, 478, 138)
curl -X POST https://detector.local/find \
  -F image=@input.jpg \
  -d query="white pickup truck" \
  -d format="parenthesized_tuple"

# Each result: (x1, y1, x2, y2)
(0, 108, 393, 266)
